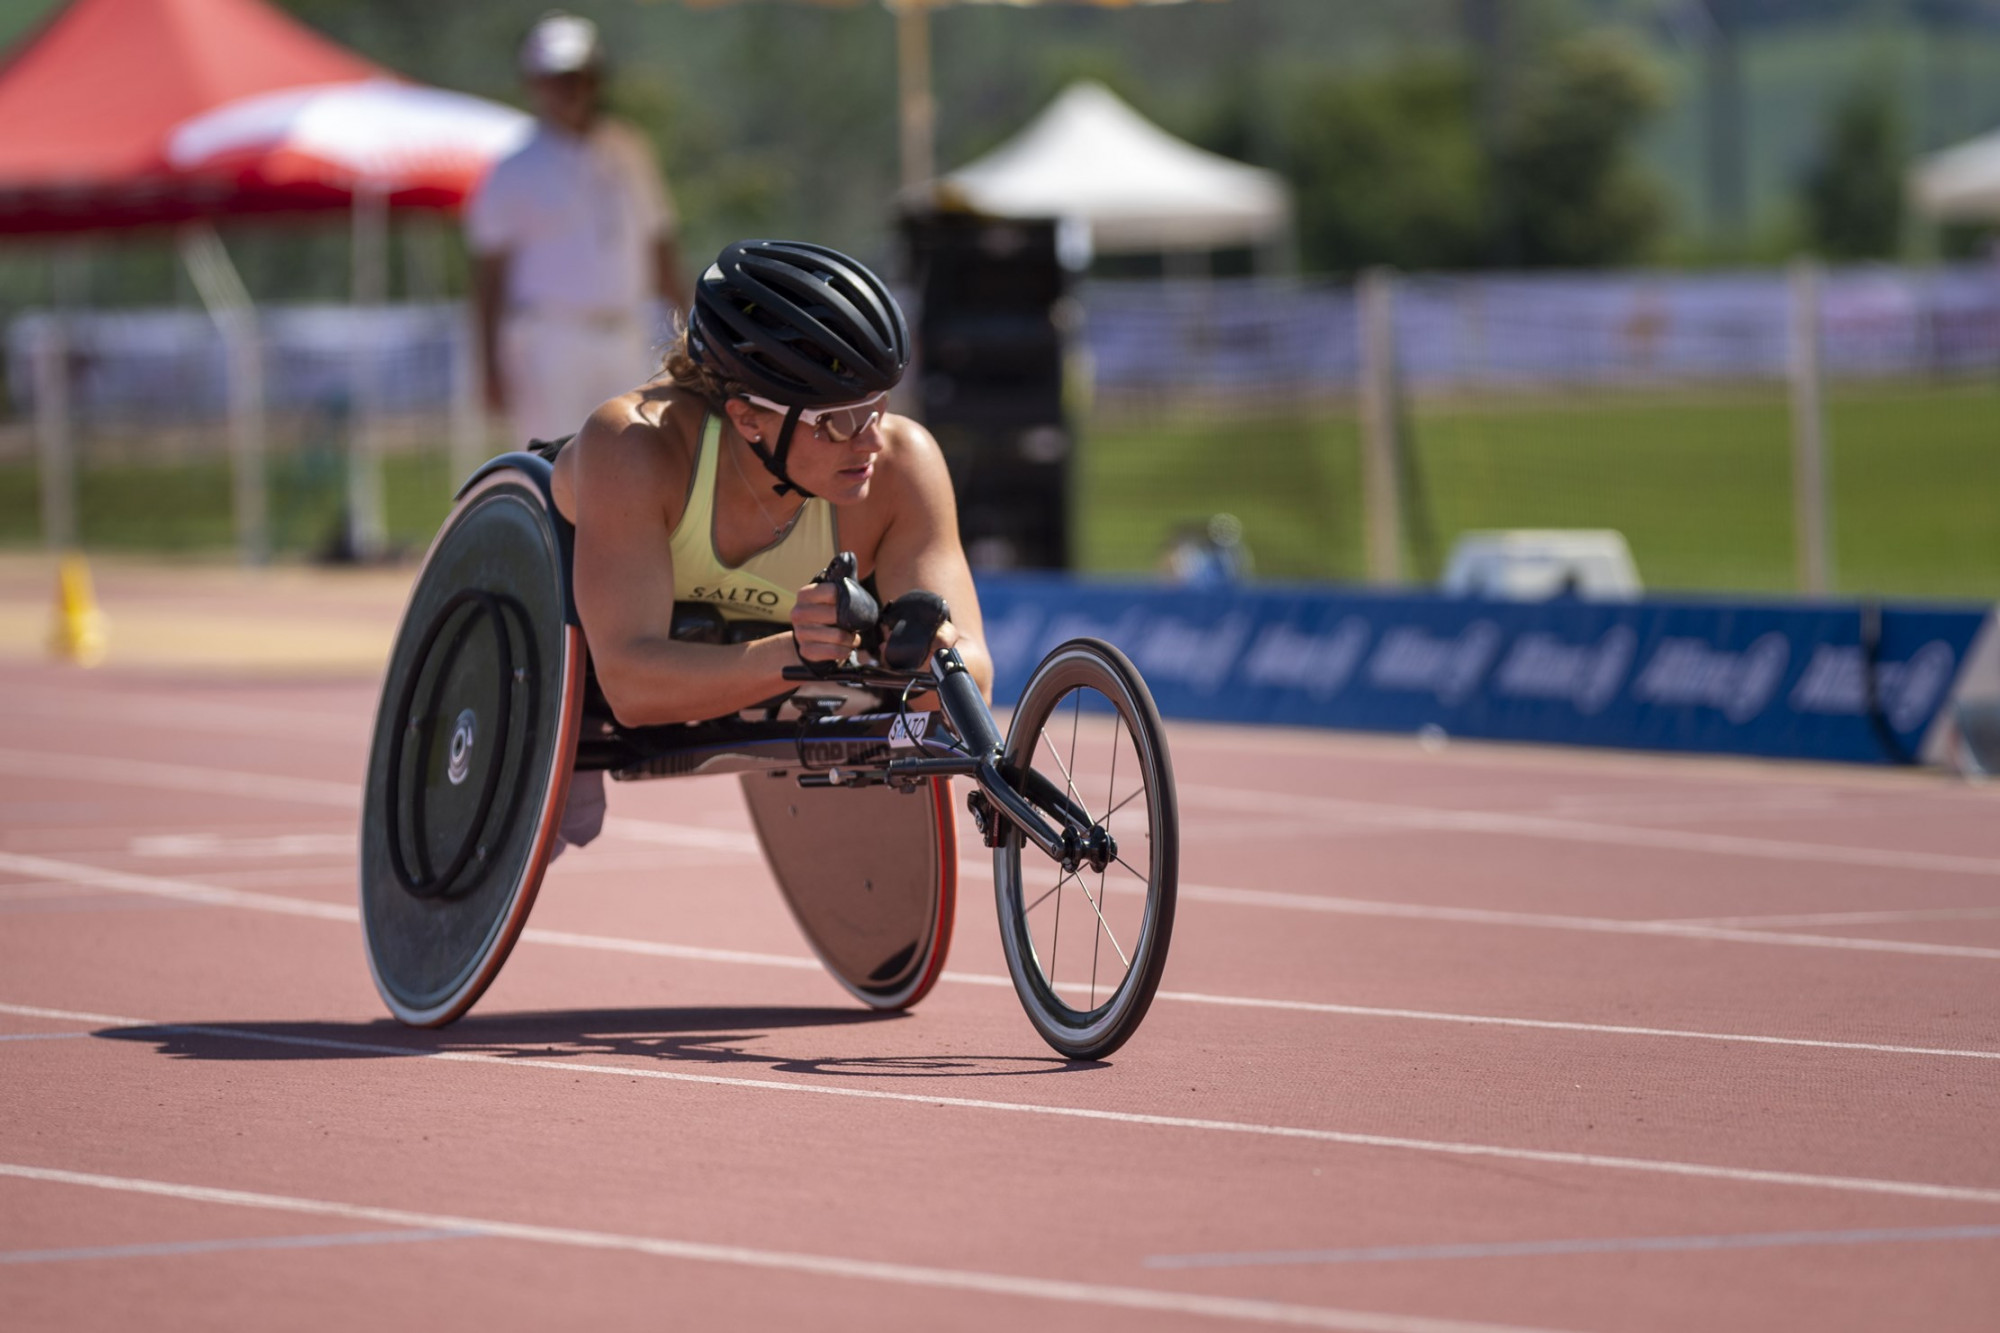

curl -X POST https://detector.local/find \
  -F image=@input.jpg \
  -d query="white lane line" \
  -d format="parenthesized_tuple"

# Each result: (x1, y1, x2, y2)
(603, 816, 764, 855)
(0, 1032, 86, 1043)
(1133, 992, 2000, 1062)
(1160, 879, 2000, 961)
(1145, 1224, 2000, 1270)
(0, 1228, 476, 1265)
(0, 750, 357, 810)
(1181, 782, 2000, 879)
(0, 853, 358, 922)
(127, 833, 357, 860)
(0, 1163, 1567, 1333)
(6, 852, 2000, 1063)
(7, 745, 1992, 881)
(1666, 907, 2000, 930)
(951, 857, 2000, 962)
(522, 928, 824, 973)
(10, 689, 356, 741)
(11, 1004, 2000, 1209)
(0, 1002, 149, 1026)
(0, 881, 103, 900)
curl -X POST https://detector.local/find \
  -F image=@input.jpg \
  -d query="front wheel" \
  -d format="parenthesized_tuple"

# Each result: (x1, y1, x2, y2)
(994, 638, 1177, 1060)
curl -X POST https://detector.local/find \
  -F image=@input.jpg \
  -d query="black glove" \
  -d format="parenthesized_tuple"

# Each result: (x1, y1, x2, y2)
(877, 592, 950, 672)
(798, 553, 880, 675)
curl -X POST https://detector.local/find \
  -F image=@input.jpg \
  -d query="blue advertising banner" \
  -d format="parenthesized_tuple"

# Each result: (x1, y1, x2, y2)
(974, 576, 1995, 766)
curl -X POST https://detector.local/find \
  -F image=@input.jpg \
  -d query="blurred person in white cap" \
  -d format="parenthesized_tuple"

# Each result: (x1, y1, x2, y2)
(466, 10, 691, 445)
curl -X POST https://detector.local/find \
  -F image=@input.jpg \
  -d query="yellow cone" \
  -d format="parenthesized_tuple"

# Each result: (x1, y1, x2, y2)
(49, 553, 108, 667)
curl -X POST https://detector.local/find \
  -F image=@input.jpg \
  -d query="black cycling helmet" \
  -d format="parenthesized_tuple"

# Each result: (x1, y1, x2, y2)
(687, 240, 910, 496)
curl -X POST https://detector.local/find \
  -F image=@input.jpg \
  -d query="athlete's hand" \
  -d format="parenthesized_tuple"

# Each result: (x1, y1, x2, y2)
(790, 582, 861, 664)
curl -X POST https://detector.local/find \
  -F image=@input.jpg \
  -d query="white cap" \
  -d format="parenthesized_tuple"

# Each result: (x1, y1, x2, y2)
(520, 13, 603, 77)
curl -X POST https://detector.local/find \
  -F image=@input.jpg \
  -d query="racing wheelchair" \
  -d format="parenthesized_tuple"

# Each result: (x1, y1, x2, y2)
(359, 453, 1179, 1059)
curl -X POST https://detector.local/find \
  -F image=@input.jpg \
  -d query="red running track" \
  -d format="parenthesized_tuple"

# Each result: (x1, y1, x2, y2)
(4, 657, 1999, 1332)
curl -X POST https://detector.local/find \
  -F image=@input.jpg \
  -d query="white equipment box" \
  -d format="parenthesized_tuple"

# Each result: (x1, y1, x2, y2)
(1442, 530, 1643, 601)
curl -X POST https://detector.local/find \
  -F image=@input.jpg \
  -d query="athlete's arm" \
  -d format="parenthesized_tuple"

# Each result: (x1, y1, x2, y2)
(567, 403, 803, 726)
(862, 417, 994, 700)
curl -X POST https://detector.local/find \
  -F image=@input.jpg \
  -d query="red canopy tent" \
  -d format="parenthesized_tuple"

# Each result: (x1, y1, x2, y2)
(0, 0, 389, 234)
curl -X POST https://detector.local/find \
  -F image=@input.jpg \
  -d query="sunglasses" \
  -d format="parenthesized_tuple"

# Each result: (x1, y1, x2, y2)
(742, 392, 887, 443)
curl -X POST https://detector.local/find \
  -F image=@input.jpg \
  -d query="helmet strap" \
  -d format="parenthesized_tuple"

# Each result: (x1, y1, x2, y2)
(744, 405, 816, 500)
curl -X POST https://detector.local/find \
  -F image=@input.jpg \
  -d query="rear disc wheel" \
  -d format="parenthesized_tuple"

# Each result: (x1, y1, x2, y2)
(360, 469, 580, 1027)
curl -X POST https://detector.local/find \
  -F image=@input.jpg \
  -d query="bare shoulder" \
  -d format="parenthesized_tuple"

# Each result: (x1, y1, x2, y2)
(553, 387, 702, 524)
(874, 414, 955, 504)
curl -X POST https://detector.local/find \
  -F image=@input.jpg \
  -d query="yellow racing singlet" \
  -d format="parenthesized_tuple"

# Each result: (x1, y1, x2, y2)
(669, 413, 836, 624)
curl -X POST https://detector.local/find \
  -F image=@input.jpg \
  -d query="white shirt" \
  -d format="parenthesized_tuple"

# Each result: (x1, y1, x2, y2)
(466, 118, 676, 316)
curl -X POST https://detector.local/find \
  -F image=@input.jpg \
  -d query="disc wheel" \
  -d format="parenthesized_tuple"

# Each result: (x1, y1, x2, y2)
(994, 638, 1177, 1060)
(360, 467, 581, 1027)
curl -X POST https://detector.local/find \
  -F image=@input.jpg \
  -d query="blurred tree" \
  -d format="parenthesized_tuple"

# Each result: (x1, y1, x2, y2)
(1801, 80, 1906, 259)
(1494, 32, 1671, 265)
(1278, 61, 1488, 272)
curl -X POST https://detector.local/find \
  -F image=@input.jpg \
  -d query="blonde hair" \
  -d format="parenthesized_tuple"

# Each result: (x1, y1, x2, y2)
(658, 318, 740, 408)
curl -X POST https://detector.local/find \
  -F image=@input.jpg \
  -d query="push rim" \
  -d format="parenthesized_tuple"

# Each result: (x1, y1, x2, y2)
(382, 588, 534, 900)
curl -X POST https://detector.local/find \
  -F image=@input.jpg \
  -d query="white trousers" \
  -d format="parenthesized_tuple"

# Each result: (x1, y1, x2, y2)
(503, 310, 660, 445)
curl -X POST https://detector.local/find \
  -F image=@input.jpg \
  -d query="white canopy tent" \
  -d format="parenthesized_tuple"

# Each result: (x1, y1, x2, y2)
(936, 80, 1291, 260)
(159, 80, 533, 561)
(1911, 127, 2000, 221)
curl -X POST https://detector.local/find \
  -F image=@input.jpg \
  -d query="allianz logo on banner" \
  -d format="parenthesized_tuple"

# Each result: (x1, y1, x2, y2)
(1790, 640, 1959, 733)
(1631, 633, 1791, 724)
(977, 581, 1987, 763)
(1494, 627, 1637, 716)
(990, 605, 1255, 695)
(1240, 618, 1372, 699)
(1364, 622, 1505, 706)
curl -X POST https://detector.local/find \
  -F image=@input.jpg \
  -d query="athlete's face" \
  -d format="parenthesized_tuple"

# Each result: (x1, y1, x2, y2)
(731, 398, 887, 504)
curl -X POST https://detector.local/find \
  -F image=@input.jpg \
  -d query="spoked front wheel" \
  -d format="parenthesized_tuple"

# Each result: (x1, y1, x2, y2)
(995, 638, 1177, 1060)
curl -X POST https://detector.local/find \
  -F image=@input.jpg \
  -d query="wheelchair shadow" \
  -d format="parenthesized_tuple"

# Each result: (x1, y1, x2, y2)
(95, 1006, 1101, 1078)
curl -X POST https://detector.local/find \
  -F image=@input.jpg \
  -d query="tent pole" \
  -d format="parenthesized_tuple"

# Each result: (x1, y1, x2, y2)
(178, 223, 268, 565)
(1357, 267, 1405, 584)
(449, 299, 487, 492)
(347, 182, 391, 561)
(34, 243, 91, 551)
(895, 0, 936, 193)
(32, 314, 75, 552)
(1787, 255, 1833, 596)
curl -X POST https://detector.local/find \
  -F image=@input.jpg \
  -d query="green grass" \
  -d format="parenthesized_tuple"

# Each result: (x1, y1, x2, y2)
(1073, 413, 1366, 583)
(4, 380, 1995, 601)
(1079, 380, 2000, 601)
(0, 451, 456, 558)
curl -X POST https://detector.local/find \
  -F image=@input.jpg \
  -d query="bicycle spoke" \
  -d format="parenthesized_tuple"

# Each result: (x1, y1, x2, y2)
(1091, 872, 1104, 1008)
(1067, 689, 1081, 815)
(1073, 874, 1130, 969)
(1104, 784, 1147, 822)
(1036, 723, 1098, 824)
(1114, 854, 1153, 886)
(1024, 878, 1062, 916)
(1048, 859, 1064, 989)
(1103, 714, 1120, 834)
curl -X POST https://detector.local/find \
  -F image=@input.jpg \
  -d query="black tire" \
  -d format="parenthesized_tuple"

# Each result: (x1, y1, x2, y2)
(994, 638, 1177, 1060)
(359, 464, 583, 1027)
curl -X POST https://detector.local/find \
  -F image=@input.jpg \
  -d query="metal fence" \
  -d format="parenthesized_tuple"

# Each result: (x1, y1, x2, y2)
(7, 261, 2000, 596)
(1076, 263, 2000, 599)
(1080, 263, 2000, 406)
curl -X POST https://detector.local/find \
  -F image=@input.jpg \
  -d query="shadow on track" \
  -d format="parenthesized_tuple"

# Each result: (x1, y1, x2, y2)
(94, 1007, 1101, 1078)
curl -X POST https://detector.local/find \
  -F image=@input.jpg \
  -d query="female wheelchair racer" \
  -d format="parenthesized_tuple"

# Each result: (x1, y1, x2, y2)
(360, 240, 1178, 1059)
